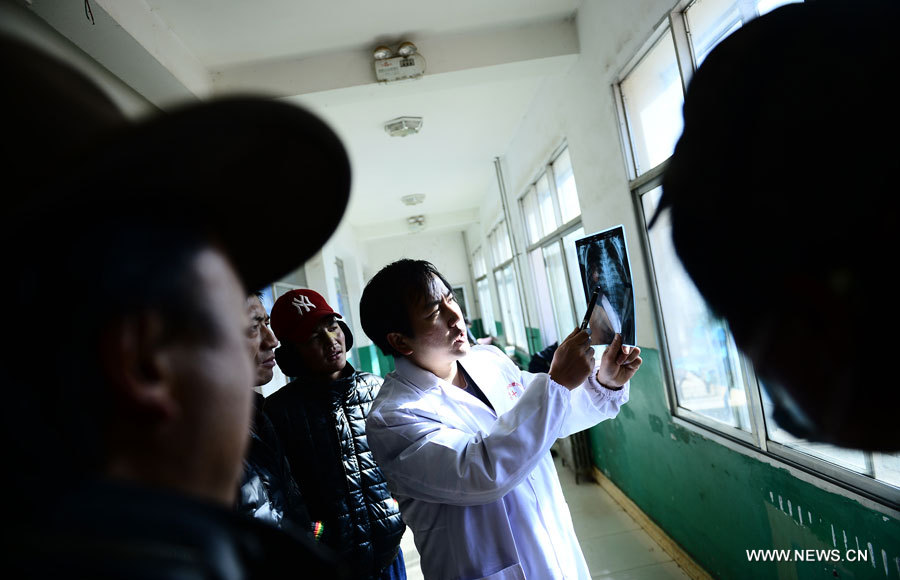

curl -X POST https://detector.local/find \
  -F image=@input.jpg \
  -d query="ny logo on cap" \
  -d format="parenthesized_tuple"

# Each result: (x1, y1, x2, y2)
(292, 295, 316, 315)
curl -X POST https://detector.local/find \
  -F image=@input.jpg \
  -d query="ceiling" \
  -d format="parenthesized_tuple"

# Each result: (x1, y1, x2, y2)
(25, 0, 583, 239)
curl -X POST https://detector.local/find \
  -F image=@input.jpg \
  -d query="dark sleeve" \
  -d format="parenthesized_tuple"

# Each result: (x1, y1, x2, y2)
(259, 397, 316, 537)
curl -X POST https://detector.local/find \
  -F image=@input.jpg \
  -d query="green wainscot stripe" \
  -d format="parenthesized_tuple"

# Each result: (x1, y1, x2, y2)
(526, 326, 542, 355)
(587, 348, 899, 580)
(357, 345, 376, 375)
(470, 318, 485, 339)
(357, 344, 395, 377)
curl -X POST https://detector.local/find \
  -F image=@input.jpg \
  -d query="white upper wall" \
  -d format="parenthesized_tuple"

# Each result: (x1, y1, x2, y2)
(359, 229, 475, 340)
(478, 0, 678, 351)
(1, 0, 157, 117)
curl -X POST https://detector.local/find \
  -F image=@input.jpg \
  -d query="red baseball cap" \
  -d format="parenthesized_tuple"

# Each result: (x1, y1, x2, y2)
(270, 289, 343, 345)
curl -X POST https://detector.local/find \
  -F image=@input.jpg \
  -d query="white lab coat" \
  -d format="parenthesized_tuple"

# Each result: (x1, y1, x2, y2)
(366, 345, 629, 580)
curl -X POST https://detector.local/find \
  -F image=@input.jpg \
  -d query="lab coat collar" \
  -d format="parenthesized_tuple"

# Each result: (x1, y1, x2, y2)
(393, 351, 499, 416)
(393, 356, 453, 395)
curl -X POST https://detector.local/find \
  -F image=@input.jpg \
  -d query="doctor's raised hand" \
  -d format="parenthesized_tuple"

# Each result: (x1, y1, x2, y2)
(548, 328, 597, 390)
(596, 333, 642, 389)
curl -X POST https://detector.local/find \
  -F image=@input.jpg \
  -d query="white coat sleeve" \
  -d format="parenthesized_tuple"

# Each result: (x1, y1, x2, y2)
(518, 363, 630, 437)
(366, 374, 573, 507)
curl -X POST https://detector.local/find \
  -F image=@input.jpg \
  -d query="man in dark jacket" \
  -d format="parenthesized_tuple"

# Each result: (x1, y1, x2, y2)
(265, 289, 407, 579)
(2, 34, 349, 578)
(237, 293, 315, 538)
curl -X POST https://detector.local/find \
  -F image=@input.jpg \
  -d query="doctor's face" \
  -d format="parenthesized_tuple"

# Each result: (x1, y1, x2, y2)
(404, 275, 469, 371)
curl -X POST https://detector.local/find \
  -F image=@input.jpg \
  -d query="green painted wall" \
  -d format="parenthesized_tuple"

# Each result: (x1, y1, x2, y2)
(357, 343, 395, 377)
(356, 344, 375, 375)
(588, 348, 899, 580)
(526, 326, 542, 355)
(470, 318, 485, 339)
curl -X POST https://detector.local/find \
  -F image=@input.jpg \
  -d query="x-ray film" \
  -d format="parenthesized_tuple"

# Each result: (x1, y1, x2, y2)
(575, 225, 636, 347)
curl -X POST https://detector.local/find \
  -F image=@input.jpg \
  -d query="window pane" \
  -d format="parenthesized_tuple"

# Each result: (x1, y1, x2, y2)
(498, 222, 512, 262)
(529, 249, 558, 348)
(762, 388, 870, 474)
(553, 148, 581, 224)
(563, 227, 587, 323)
(621, 29, 684, 175)
(685, 0, 742, 66)
(488, 231, 499, 265)
(494, 268, 520, 348)
(686, 0, 801, 66)
(500, 264, 526, 349)
(489, 223, 512, 264)
(477, 277, 495, 338)
(504, 266, 522, 348)
(536, 173, 558, 236)
(756, 0, 800, 17)
(521, 188, 542, 245)
(873, 453, 900, 488)
(642, 186, 751, 430)
(542, 241, 576, 341)
(473, 247, 486, 278)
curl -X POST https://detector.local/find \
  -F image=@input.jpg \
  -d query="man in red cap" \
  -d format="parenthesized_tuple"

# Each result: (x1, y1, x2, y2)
(264, 289, 407, 580)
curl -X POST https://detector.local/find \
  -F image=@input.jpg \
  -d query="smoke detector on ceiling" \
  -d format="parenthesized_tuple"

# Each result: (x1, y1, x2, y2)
(401, 194, 425, 206)
(385, 116, 423, 137)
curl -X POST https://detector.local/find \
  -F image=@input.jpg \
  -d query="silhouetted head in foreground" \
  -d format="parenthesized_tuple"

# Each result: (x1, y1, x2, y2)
(1, 34, 352, 500)
(656, 0, 899, 451)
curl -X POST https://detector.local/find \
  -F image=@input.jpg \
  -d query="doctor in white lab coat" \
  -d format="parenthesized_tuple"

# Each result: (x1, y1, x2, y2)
(359, 260, 642, 580)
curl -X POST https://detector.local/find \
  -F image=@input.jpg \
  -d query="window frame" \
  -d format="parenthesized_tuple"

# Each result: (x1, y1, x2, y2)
(487, 219, 528, 351)
(518, 143, 585, 351)
(618, 0, 898, 508)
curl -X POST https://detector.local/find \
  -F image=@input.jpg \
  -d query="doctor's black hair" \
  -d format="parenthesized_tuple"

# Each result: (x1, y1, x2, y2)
(360, 259, 454, 357)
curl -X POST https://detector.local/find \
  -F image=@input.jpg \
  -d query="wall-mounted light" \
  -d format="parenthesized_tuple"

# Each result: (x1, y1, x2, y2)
(373, 45, 393, 60)
(397, 41, 418, 56)
(373, 40, 426, 82)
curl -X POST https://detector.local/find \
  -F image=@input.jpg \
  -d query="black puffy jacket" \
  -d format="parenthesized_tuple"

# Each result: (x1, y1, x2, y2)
(264, 365, 405, 580)
(237, 392, 312, 538)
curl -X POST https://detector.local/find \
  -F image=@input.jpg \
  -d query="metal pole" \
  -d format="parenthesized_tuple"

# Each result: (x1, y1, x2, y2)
(493, 156, 533, 349)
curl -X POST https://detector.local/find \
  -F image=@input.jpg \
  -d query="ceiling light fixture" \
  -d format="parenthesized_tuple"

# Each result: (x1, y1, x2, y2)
(401, 194, 425, 206)
(384, 116, 423, 137)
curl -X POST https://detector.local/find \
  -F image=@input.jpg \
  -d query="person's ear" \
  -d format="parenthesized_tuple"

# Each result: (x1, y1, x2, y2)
(99, 312, 177, 422)
(386, 332, 414, 356)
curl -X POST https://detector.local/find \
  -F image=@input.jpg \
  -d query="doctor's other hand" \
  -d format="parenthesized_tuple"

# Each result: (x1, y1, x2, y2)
(595, 333, 642, 389)
(548, 328, 595, 391)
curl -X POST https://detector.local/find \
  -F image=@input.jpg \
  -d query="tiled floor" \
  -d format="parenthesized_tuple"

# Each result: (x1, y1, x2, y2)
(399, 457, 692, 579)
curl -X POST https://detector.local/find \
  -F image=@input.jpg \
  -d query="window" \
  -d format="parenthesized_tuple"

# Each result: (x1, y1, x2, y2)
(641, 187, 753, 435)
(519, 145, 585, 351)
(476, 277, 495, 338)
(686, 0, 800, 66)
(471, 247, 496, 338)
(619, 0, 897, 504)
(620, 28, 684, 177)
(494, 263, 527, 350)
(488, 220, 527, 350)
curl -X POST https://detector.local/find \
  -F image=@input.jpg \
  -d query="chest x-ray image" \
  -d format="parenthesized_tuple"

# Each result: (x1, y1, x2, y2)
(576, 225, 636, 347)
